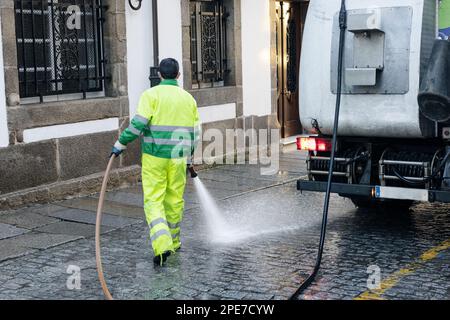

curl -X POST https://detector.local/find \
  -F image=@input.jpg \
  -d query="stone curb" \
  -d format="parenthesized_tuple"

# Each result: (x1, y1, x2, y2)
(0, 165, 141, 211)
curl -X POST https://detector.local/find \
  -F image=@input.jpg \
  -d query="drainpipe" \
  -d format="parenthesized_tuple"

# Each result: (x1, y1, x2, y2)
(279, 1, 285, 138)
(149, 0, 161, 87)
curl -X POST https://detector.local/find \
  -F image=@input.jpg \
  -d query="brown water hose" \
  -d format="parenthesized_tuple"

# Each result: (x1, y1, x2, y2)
(95, 155, 115, 300)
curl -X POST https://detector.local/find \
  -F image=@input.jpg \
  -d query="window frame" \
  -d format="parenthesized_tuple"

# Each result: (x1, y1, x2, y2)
(14, 0, 107, 103)
(189, 0, 229, 89)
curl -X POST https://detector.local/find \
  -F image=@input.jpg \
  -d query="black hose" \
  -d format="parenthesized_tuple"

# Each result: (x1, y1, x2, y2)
(290, 0, 347, 300)
(392, 168, 427, 186)
(433, 152, 450, 178)
(391, 152, 450, 186)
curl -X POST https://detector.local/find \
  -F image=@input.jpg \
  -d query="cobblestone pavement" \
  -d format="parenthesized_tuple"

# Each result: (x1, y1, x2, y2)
(0, 149, 449, 300)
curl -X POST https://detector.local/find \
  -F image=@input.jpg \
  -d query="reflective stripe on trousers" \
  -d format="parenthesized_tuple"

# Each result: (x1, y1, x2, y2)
(150, 229, 171, 242)
(168, 221, 180, 229)
(149, 218, 180, 230)
(149, 217, 168, 229)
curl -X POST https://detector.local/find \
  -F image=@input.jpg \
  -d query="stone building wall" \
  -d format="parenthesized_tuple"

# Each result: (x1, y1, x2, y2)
(0, 0, 283, 209)
(0, 0, 140, 209)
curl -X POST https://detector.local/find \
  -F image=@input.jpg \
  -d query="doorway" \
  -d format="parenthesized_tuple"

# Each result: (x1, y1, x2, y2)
(276, 1, 309, 138)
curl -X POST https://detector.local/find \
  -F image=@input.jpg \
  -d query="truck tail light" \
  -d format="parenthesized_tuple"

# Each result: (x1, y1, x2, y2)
(297, 137, 332, 152)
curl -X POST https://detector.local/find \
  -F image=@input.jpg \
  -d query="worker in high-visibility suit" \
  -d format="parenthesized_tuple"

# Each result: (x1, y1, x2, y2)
(111, 58, 200, 266)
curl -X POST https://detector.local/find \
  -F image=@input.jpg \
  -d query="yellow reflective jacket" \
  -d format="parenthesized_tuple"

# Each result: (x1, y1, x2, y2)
(119, 79, 201, 159)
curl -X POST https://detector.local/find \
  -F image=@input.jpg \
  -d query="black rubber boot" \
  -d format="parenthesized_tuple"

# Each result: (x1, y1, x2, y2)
(153, 251, 171, 266)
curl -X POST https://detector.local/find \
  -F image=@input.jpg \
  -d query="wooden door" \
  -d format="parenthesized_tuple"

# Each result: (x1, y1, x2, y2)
(276, 1, 309, 138)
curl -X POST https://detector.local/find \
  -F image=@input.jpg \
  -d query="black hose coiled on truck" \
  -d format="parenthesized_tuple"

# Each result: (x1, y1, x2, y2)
(392, 152, 450, 187)
(290, 0, 347, 300)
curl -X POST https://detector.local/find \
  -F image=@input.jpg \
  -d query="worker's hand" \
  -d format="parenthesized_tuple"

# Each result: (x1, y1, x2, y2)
(110, 141, 127, 158)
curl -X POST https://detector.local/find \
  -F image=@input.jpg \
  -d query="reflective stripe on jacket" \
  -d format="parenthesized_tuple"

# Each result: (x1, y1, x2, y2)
(118, 79, 201, 159)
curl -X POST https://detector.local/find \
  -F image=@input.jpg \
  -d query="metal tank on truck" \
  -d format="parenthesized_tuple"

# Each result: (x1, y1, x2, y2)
(296, 0, 450, 208)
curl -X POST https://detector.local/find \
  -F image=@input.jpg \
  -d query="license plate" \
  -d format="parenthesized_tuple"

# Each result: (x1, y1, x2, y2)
(375, 186, 429, 202)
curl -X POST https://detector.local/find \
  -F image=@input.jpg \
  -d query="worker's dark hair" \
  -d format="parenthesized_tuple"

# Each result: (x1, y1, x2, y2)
(159, 58, 179, 80)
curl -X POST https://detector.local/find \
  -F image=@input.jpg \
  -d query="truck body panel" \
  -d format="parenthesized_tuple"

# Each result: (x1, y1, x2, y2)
(299, 0, 437, 138)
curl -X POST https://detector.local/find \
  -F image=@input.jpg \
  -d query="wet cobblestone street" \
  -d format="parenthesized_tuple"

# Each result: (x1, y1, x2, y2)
(0, 150, 449, 300)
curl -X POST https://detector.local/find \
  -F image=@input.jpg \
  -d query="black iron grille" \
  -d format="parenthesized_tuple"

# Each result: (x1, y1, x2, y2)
(286, 18, 297, 93)
(14, 0, 106, 101)
(190, 0, 228, 89)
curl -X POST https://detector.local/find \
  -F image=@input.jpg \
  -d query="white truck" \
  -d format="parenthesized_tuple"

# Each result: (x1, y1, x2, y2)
(297, 0, 450, 208)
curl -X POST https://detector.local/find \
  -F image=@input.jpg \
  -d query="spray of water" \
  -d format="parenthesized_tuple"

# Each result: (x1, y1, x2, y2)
(192, 177, 251, 244)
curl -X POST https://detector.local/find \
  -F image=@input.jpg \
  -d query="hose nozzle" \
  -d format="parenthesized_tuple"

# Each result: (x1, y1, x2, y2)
(188, 165, 198, 178)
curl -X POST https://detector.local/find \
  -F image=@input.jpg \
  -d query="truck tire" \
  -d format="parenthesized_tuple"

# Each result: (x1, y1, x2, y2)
(350, 197, 414, 212)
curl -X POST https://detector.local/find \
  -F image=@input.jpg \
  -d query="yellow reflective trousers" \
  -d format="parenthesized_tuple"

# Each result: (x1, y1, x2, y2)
(142, 153, 187, 256)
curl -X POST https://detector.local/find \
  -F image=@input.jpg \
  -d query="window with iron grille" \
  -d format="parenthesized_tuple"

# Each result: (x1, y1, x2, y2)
(190, 0, 229, 89)
(14, 0, 106, 102)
